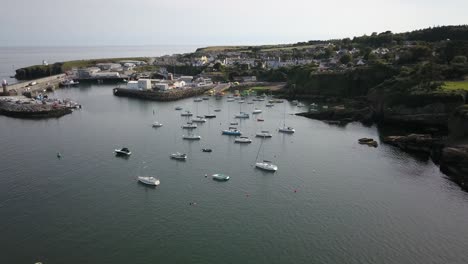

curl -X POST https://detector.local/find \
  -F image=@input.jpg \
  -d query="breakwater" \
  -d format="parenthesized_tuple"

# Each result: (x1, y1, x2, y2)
(113, 86, 213, 101)
(2, 74, 67, 96)
(0, 97, 73, 118)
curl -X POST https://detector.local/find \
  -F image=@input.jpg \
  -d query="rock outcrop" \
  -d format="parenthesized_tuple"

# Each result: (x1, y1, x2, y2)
(440, 145, 468, 189)
(383, 134, 441, 154)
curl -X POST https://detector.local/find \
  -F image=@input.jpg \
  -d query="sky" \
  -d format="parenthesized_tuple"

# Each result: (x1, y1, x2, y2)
(0, 0, 467, 47)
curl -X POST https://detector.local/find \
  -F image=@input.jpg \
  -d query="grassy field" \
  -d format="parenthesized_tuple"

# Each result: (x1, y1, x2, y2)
(441, 81, 468, 91)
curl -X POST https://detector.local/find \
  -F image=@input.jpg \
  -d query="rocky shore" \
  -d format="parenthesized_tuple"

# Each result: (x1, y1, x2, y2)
(0, 97, 75, 118)
(113, 86, 213, 101)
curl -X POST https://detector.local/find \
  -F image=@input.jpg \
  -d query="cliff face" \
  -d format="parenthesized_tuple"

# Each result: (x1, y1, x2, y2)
(368, 90, 466, 127)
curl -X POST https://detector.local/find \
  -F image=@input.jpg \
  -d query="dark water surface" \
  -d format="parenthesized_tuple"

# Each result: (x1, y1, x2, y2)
(1, 84, 468, 264)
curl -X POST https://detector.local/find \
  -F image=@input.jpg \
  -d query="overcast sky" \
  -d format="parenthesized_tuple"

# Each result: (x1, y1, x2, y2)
(1, 0, 466, 47)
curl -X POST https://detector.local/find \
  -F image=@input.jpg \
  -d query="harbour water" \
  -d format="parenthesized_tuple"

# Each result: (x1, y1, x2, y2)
(1, 83, 468, 263)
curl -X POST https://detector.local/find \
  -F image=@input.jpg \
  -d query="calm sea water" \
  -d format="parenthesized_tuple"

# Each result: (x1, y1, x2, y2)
(1, 47, 468, 263)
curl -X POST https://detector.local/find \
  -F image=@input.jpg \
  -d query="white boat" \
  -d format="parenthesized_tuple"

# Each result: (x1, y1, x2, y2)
(181, 111, 193, 117)
(175, 106, 183, 110)
(194, 98, 203, 102)
(256, 131, 273, 138)
(138, 176, 160, 186)
(279, 126, 295, 133)
(255, 160, 278, 172)
(238, 100, 245, 103)
(192, 117, 207, 123)
(235, 112, 249, 118)
(115, 147, 131, 156)
(252, 109, 262, 114)
(235, 136, 252, 143)
(227, 98, 235, 102)
(170, 152, 187, 160)
(212, 174, 230, 181)
(183, 134, 201, 140)
(152, 122, 163, 127)
(182, 122, 197, 129)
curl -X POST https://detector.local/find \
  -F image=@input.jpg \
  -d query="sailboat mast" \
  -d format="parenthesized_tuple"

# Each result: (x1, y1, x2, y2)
(255, 139, 263, 161)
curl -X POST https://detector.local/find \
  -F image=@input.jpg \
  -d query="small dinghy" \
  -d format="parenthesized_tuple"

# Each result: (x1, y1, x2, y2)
(230, 122, 238, 125)
(266, 104, 274, 107)
(138, 176, 160, 186)
(212, 174, 230, 181)
(115, 147, 131, 156)
(182, 122, 197, 129)
(192, 117, 207, 123)
(202, 148, 212, 152)
(170, 152, 187, 160)
(257, 118, 264, 122)
(181, 111, 193, 117)
(214, 109, 221, 112)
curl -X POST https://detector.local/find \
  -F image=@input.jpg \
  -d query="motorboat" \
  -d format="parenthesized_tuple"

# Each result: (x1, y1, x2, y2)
(235, 112, 249, 118)
(170, 152, 187, 160)
(138, 176, 160, 186)
(202, 148, 212, 152)
(235, 136, 252, 143)
(152, 122, 163, 127)
(182, 122, 197, 129)
(181, 111, 193, 117)
(175, 106, 183, 110)
(183, 134, 201, 140)
(192, 117, 207, 123)
(222, 128, 242, 136)
(256, 131, 273, 138)
(204, 114, 216, 118)
(279, 126, 295, 134)
(212, 174, 230, 181)
(115, 147, 131, 156)
(255, 160, 278, 172)
(252, 109, 262, 114)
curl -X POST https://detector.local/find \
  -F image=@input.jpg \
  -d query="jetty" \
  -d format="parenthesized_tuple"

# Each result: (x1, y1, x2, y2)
(2, 74, 67, 97)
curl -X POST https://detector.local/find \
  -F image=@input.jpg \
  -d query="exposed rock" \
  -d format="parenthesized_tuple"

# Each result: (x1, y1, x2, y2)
(113, 87, 213, 101)
(0, 98, 73, 118)
(448, 105, 468, 140)
(383, 134, 441, 154)
(358, 138, 378, 147)
(440, 145, 468, 190)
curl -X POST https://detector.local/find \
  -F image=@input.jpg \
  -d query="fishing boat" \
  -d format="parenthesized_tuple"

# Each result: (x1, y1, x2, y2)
(182, 122, 197, 129)
(212, 174, 230, 181)
(202, 148, 212, 152)
(222, 127, 242, 136)
(138, 176, 160, 186)
(235, 136, 252, 143)
(170, 152, 187, 160)
(256, 131, 273, 138)
(235, 112, 249, 118)
(175, 106, 183, 110)
(252, 109, 262, 114)
(255, 160, 278, 172)
(115, 147, 131, 156)
(181, 111, 193, 117)
(183, 134, 201, 140)
(152, 122, 163, 127)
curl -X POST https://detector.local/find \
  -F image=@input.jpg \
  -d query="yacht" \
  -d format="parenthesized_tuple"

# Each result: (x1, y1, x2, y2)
(227, 98, 235, 102)
(170, 152, 187, 160)
(235, 137, 252, 143)
(252, 109, 262, 114)
(222, 128, 242, 136)
(138, 176, 160, 186)
(212, 174, 230, 181)
(182, 122, 197, 129)
(152, 122, 163, 127)
(204, 114, 216, 119)
(255, 160, 278, 172)
(192, 117, 207, 123)
(183, 134, 201, 140)
(115, 147, 131, 156)
(279, 126, 296, 133)
(256, 131, 273, 138)
(266, 104, 274, 107)
(202, 148, 212, 152)
(181, 111, 193, 117)
(175, 106, 183, 110)
(214, 109, 221, 112)
(235, 112, 249, 119)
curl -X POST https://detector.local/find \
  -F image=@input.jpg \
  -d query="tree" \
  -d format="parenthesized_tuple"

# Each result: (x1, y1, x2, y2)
(451, 55, 467, 65)
(340, 54, 352, 65)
